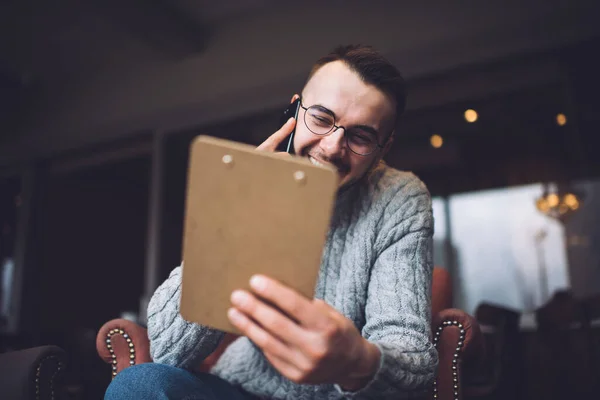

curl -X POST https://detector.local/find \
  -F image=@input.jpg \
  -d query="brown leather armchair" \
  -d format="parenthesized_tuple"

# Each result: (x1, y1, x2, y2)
(0, 345, 67, 400)
(96, 267, 486, 400)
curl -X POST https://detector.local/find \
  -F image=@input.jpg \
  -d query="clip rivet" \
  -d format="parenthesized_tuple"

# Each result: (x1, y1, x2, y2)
(222, 155, 234, 166)
(294, 171, 306, 184)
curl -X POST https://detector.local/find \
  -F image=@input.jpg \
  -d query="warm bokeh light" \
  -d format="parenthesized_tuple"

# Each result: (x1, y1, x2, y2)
(464, 109, 478, 123)
(536, 191, 581, 221)
(536, 198, 550, 213)
(430, 134, 443, 148)
(556, 113, 567, 126)
(546, 193, 559, 208)
(559, 204, 569, 215)
(563, 193, 579, 209)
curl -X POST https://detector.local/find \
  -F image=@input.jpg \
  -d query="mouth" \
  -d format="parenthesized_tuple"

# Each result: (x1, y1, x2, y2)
(308, 156, 328, 168)
(308, 156, 347, 177)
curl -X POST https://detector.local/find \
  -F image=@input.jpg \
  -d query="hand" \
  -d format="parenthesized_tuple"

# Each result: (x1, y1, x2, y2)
(227, 275, 380, 390)
(256, 117, 296, 153)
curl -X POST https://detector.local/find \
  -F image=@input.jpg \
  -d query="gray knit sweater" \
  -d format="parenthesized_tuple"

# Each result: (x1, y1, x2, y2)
(147, 164, 438, 399)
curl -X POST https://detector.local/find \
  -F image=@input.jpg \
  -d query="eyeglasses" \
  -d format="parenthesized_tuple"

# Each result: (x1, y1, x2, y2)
(299, 101, 386, 156)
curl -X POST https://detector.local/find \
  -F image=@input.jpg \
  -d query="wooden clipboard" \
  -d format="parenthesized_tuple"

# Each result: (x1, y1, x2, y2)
(180, 136, 338, 334)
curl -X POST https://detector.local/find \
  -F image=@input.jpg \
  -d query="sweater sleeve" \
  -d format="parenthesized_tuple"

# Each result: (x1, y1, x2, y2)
(336, 184, 438, 399)
(147, 265, 226, 369)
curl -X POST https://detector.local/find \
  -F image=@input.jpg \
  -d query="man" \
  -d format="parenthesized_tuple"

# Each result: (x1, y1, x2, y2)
(106, 44, 437, 400)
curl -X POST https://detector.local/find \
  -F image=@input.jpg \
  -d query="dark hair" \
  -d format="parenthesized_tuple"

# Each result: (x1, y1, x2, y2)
(306, 44, 407, 125)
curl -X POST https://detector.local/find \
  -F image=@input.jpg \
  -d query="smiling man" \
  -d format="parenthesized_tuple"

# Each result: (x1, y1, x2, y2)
(106, 45, 438, 400)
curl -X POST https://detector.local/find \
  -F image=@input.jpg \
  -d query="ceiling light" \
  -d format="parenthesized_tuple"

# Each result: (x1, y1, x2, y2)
(464, 109, 478, 123)
(556, 113, 567, 126)
(430, 134, 443, 148)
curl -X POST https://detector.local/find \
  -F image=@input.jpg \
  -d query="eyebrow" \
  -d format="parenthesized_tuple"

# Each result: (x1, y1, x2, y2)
(312, 103, 380, 138)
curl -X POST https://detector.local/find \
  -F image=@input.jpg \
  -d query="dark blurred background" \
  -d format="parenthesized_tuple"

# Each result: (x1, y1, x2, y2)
(1, 0, 599, 399)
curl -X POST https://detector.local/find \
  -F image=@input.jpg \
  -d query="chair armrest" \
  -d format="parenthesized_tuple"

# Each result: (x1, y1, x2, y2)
(0, 345, 67, 400)
(96, 318, 242, 378)
(430, 309, 485, 400)
(96, 319, 152, 378)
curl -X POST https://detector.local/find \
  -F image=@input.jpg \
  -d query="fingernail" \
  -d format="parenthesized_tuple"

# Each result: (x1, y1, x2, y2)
(228, 308, 243, 323)
(231, 290, 249, 306)
(287, 117, 295, 124)
(250, 275, 267, 292)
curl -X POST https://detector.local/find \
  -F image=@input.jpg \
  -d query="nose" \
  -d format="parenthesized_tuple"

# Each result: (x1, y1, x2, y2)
(319, 126, 347, 157)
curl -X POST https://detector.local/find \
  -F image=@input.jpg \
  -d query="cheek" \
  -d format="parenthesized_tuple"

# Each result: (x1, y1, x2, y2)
(293, 125, 318, 155)
(349, 156, 368, 172)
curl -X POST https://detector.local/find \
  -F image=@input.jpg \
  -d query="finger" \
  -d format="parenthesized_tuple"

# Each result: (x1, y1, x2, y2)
(229, 306, 315, 383)
(263, 350, 310, 384)
(227, 307, 292, 359)
(272, 152, 292, 159)
(248, 275, 320, 327)
(256, 117, 296, 152)
(230, 290, 306, 345)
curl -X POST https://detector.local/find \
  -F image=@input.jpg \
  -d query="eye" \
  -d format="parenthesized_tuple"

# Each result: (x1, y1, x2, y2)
(349, 132, 374, 144)
(309, 113, 333, 127)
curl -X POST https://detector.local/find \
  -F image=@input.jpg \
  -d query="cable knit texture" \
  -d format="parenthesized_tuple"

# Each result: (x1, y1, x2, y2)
(148, 164, 438, 399)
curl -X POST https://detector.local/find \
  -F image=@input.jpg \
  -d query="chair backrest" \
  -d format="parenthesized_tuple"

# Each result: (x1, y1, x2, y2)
(432, 267, 453, 317)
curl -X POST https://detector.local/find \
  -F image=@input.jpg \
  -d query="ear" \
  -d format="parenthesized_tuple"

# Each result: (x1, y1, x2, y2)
(380, 131, 395, 159)
(290, 94, 300, 103)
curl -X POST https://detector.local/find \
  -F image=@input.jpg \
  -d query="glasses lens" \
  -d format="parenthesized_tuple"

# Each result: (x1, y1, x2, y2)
(347, 130, 378, 155)
(305, 106, 335, 135)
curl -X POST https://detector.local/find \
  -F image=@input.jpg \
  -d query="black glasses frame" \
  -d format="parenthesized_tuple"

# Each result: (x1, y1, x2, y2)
(299, 101, 386, 156)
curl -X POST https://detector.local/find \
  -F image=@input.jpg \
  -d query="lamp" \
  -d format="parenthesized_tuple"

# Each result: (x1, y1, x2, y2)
(535, 183, 582, 222)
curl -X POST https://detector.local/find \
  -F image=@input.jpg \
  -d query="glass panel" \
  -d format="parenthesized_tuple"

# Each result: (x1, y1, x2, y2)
(449, 184, 570, 315)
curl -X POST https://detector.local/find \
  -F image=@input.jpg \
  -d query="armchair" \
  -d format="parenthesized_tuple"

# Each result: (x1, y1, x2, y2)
(0, 345, 67, 400)
(97, 267, 486, 400)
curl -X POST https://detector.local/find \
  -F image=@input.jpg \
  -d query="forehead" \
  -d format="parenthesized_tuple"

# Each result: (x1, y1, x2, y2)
(302, 61, 396, 131)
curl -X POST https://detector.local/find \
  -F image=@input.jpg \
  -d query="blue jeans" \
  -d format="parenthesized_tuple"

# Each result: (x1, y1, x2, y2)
(104, 363, 259, 400)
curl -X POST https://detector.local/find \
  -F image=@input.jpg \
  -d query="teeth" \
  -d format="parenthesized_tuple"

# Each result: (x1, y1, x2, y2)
(309, 156, 346, 176)
(309, 157, 326, 168)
